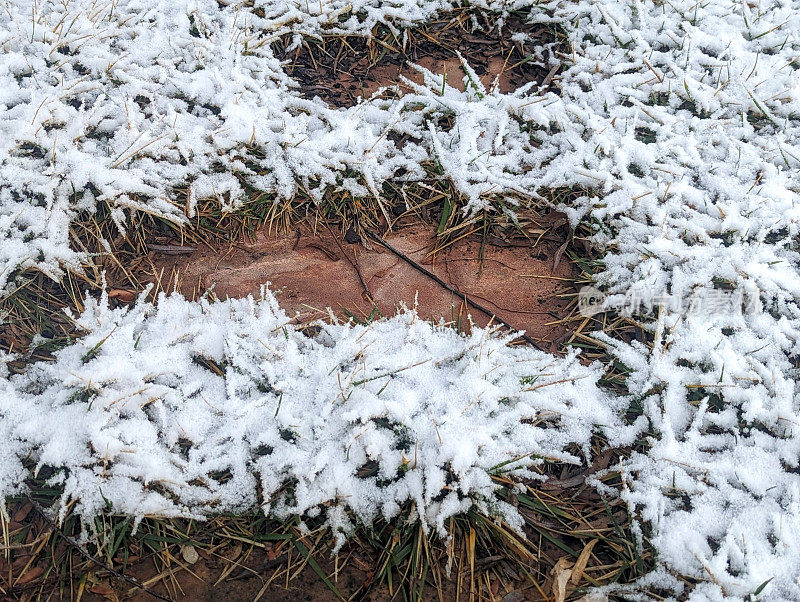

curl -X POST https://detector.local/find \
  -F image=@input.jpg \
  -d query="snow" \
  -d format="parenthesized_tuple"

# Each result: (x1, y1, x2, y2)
(2, 0, 800, 599)
(2, 288, 626, 551)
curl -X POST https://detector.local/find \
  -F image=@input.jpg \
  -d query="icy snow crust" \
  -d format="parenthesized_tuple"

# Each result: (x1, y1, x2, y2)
(2, 0, 800, 599)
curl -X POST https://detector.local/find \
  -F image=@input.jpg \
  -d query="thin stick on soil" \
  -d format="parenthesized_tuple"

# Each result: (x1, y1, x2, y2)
(322, 222, 374, 303)
(366, 229, 544, 350)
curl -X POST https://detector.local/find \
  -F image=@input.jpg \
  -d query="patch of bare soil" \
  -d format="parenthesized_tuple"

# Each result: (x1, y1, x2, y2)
(102, 551, 465, 602)
(276, 11, 565, 107)
(150, 218, 577, 350)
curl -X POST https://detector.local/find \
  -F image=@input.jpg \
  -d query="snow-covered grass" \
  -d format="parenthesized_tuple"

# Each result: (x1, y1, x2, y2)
(2, 288, 630, 545)
(2, 0, 800, 599)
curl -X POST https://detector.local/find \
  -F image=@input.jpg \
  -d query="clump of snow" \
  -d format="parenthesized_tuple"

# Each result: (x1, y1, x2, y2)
(2, 0, 800, 598)
(0, 288, 627, 549)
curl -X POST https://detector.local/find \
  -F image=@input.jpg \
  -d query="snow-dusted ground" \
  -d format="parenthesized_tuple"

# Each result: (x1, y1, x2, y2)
(2, 0, 800, 599)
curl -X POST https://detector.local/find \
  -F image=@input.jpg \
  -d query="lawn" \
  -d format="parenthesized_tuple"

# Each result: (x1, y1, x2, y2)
(1, 0, 799, 599)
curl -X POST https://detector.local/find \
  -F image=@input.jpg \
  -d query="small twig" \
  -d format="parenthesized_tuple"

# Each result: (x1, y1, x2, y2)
(26, 496, 172, 602)
(522, 374, 591, 391)
(540, 63, 560, 89)
(365, 230, 544, 350)
(306, 242, 339, 261)
(352, 358, 430, 386)
(323, 223, 374, 303)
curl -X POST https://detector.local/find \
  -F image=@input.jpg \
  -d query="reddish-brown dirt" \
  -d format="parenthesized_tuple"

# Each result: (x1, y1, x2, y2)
(107, 551, 468, 602)
(151, 222, 577, 350)
(0, 11, 639, 602)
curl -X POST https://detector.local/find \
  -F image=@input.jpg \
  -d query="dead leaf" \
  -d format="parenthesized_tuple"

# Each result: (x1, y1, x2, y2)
(538, 210, 571, 272)
(12, 502, 32, 523)
(15, 565, 44, 585)
(113, 555, 139, 564)
(266, 543, 281, 561)
(590, 448, 615, 473)
(108, 289, 136, 303)
(12, 554, 33, 571)
(551, 556, 574, 602)
(571, 539, 598, 585)
(542, 473, 586, 491)
(180, 543, 200, 564)
(89, 583, 117, 600)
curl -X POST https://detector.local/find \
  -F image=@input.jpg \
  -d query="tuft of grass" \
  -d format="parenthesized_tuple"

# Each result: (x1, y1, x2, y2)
(3, 448, 654, 601)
